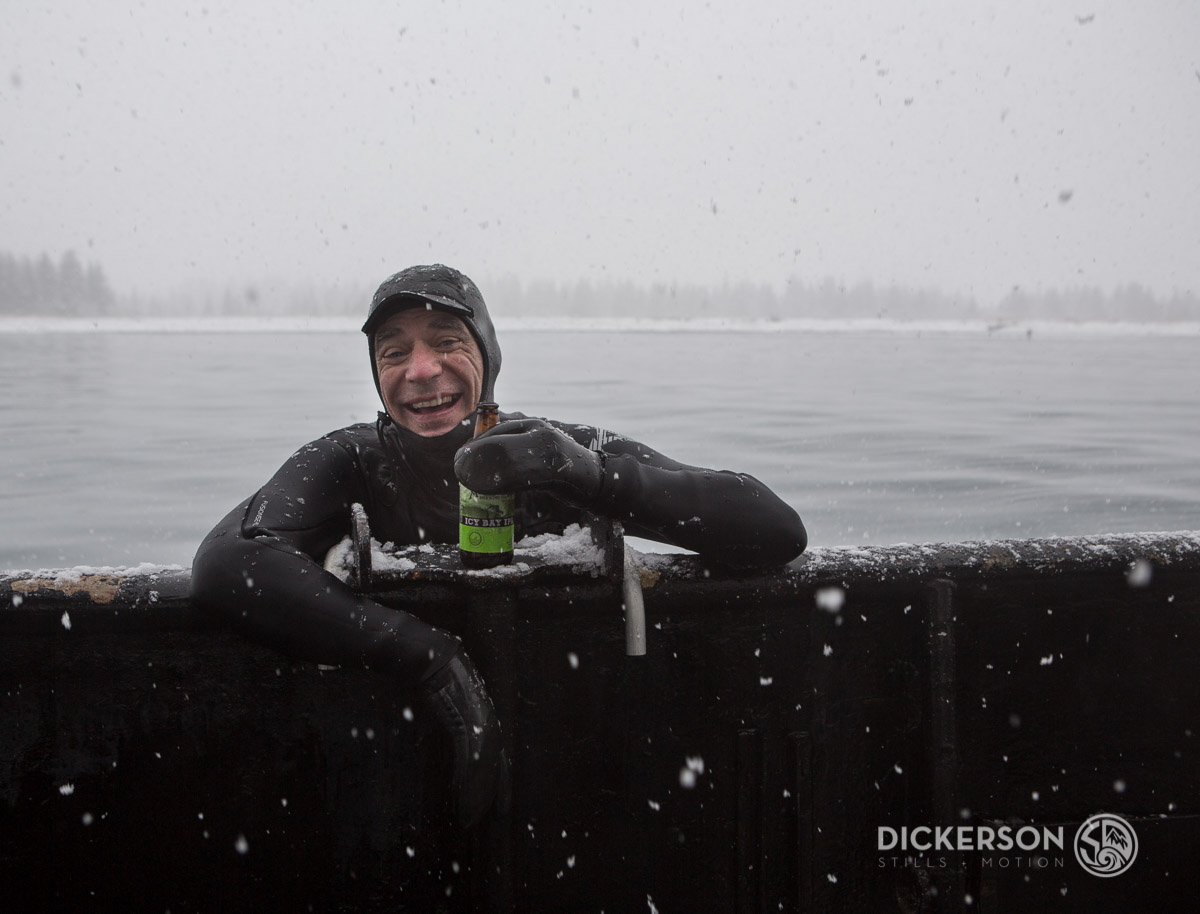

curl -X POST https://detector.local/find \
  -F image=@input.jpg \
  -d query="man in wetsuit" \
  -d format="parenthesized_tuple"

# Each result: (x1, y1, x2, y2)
(191, 263, 806, 829)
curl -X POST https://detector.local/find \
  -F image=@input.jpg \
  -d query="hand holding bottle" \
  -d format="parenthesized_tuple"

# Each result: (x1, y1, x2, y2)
(458, 402, 515, 568)
(454, 418, 605, 506)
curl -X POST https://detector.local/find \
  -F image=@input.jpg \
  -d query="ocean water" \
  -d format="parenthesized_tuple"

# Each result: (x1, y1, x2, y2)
(1, 320, 1198, 571)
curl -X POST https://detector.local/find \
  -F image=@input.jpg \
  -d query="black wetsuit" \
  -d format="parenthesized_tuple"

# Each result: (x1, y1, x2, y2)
(192, 263, 807, 837)
(191, 410, 807, 684)
(193, 262, 806, 689)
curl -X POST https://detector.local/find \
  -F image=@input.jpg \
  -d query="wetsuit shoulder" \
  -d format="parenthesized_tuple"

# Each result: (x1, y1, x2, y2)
(236, 428, 372, 559)
(190, 422, 460, 685)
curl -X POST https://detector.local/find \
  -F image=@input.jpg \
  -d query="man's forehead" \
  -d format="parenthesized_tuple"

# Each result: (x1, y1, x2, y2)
(375, 308, 469, 341)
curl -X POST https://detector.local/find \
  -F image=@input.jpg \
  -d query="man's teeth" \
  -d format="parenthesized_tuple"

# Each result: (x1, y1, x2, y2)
(411, 394, 456, 410)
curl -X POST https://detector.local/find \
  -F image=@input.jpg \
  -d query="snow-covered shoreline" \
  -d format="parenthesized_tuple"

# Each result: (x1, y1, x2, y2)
(2, 314, 1199, 337)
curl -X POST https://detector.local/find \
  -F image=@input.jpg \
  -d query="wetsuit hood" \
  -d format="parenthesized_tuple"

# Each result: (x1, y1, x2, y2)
(362, 263, 502, 407)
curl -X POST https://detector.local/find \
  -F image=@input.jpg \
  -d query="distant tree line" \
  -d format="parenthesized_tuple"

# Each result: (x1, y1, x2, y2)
(486, 276, 981, 321)
(487, 276, 1200, 322)
(0, 250, 116, 315)
(3, 249, 1199, 322)
(994, 283, 1200, 323)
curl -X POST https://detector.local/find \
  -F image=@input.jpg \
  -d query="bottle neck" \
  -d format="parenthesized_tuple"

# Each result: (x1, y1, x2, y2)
(473, 401, 499, 437)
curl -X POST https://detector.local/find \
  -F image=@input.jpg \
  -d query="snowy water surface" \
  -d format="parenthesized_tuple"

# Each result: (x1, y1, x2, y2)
(1, 322, 1198, 570)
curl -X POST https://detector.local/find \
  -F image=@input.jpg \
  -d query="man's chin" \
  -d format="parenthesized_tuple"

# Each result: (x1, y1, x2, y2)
(396, 410, 472, 438)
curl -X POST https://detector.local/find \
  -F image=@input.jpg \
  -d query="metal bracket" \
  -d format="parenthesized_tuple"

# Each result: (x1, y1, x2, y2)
(351, 502, 372, 591)
(623, 542, 647, 657)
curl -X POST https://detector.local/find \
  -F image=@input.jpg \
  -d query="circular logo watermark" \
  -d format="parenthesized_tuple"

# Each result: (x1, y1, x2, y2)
(1074, 813, 1138, 877)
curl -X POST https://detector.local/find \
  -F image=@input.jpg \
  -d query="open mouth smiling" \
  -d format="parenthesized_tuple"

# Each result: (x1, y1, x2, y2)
(406, 393, 461, 414)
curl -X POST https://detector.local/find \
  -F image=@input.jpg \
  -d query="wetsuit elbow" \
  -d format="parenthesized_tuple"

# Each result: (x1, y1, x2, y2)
(190, 500, 257, 620)
(743, 507, 807, 567)
(191, 540, 250, 620)
(788, 515, 808, 562)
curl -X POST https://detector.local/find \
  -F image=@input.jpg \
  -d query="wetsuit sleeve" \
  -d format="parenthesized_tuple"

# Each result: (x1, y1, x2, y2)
(190, 437, 459, 682)
(578, 428, 807, 567)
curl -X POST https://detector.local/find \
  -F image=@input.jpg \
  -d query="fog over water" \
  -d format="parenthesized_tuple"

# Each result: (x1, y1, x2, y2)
(1, 324, 1196, 571)
(3, 1, 1199, 309)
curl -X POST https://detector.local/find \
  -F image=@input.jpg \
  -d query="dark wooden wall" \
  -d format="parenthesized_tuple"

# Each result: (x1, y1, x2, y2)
(3, 531, 1198, 912)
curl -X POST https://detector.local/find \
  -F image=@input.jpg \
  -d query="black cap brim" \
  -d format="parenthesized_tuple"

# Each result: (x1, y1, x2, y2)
(361, 292, 473, 336)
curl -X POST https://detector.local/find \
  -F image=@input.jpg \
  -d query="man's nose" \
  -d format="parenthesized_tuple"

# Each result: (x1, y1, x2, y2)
(404, 341, 443, 381)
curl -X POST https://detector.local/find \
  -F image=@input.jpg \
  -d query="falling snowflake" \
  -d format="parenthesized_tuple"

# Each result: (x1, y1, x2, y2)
(815, 587, 845, 613)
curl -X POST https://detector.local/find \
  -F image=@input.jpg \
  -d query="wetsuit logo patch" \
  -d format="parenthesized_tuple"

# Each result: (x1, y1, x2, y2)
(251, 498, 269, 528)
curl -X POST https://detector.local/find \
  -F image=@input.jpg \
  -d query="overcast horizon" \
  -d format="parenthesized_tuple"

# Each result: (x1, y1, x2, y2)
(6, 248, 1199, 323)
(4, 1, 1199, 309)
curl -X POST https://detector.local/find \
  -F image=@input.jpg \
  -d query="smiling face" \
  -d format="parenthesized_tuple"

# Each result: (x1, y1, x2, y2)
(373, 306, 485, 437)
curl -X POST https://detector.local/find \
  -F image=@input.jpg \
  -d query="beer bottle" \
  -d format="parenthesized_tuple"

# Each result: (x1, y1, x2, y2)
(459, 401, 515, 568)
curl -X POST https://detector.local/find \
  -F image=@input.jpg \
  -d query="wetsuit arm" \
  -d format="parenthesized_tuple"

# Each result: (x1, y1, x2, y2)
(190, 437, 459, 682)
(593, 434, 807, 567)
(457, 418, 807, 566)
(540, 424, 801, 566)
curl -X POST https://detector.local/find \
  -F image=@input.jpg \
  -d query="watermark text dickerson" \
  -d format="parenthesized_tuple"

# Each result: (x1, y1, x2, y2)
(877, 815, 1139, 878)
(878, 825, 1064, 853)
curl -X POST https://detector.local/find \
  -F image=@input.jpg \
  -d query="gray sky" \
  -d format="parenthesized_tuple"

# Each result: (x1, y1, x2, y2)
(3, 0, 1198, 306)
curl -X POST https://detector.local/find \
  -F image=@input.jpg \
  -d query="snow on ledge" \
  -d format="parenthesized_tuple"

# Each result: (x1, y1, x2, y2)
(3, 563, 188, 606)
(5, 562, 187, 582)
(324, 523, 606, 583)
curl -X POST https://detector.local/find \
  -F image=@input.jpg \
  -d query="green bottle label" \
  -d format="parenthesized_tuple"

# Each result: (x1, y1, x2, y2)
(459, 484, 515, 554)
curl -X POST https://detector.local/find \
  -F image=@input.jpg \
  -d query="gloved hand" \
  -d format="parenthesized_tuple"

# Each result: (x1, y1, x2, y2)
(420, 651, 510, 829)
(454, 418, 605, 506)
